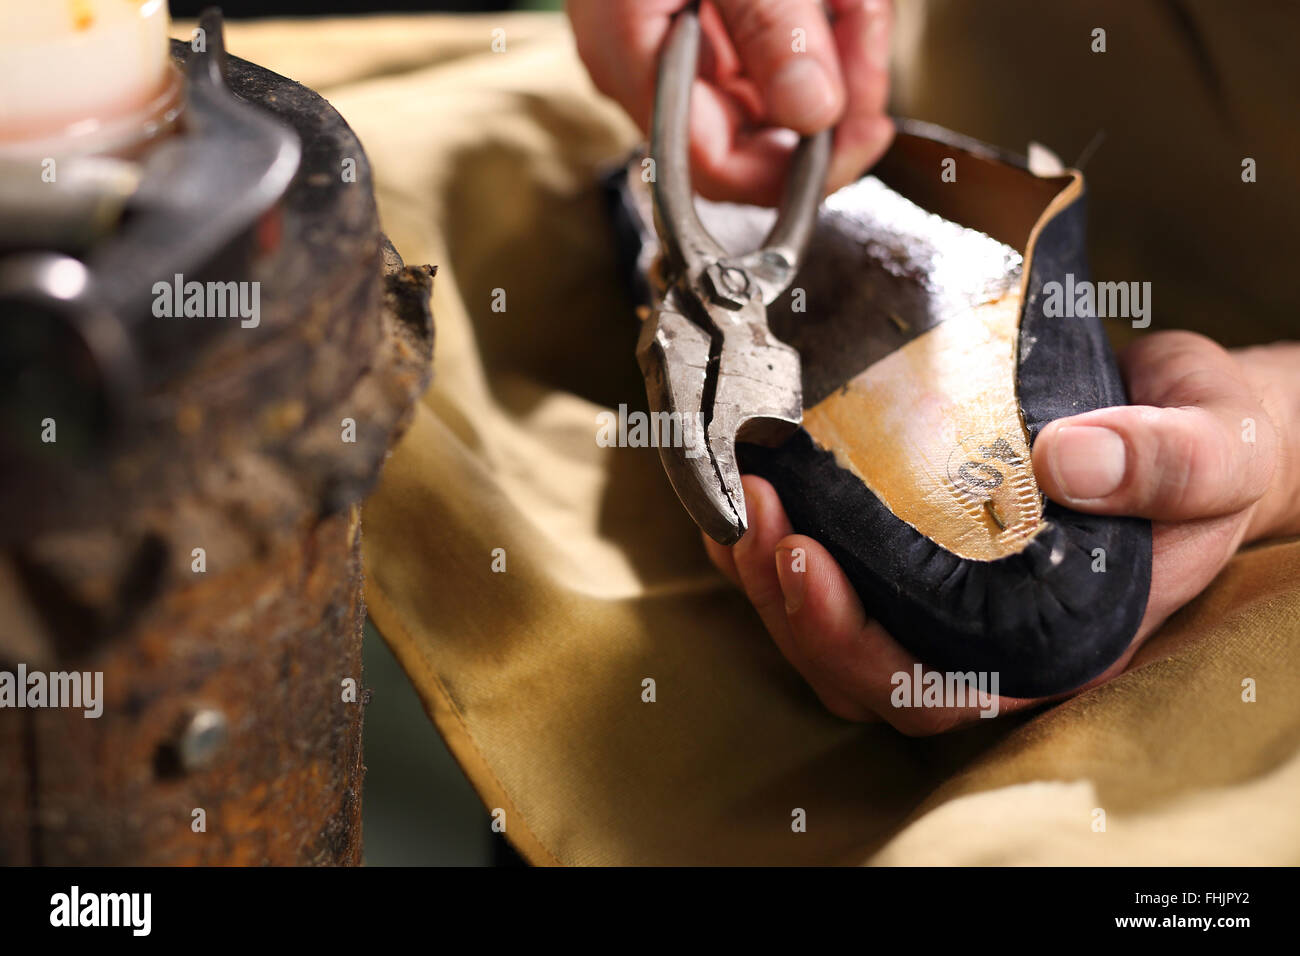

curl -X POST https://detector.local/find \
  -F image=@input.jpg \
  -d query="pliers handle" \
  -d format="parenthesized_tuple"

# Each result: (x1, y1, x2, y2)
(650, 1, 831, 305)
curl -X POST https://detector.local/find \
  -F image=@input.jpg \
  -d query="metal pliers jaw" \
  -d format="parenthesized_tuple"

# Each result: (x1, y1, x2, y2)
(637, 2, 831, 545)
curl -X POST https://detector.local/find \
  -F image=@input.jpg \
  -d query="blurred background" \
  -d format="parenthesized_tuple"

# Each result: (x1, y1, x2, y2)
(169, 1, 563, 15)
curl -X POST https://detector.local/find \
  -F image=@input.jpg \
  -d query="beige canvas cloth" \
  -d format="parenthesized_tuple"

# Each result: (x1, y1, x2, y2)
(194, 6, 1300, 865)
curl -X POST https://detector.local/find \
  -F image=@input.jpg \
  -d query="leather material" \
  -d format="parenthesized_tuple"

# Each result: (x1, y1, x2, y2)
(606, 122, 1152, 698)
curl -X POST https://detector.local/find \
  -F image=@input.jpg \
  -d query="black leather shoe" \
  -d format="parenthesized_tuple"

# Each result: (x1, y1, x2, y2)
(605, 120, 1151, 698)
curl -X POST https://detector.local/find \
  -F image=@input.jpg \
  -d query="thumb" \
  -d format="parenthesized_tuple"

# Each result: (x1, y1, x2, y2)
(712, 0, 845, 132)
(1032, 332, 1278, 521)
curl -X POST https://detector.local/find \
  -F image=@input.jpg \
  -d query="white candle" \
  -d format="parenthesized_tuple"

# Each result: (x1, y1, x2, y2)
(0, 0, 180, 156)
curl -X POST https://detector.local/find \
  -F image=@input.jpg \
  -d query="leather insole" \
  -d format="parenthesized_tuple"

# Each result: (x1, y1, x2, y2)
(803, 291, 1042, 561)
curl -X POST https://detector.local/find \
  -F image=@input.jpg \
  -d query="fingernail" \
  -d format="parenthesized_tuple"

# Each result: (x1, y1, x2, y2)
(775, 546, 806, 614)
(1050, 426, 1127, 500)
(767, 58, 839, 129)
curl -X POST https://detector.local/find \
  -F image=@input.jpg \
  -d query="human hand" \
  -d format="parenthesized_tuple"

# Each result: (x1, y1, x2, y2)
(704, 332, 1300, 734)
(567, 0, 894, 206)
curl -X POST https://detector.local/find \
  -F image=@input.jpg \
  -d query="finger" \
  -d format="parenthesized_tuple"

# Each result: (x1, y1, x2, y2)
(1032, 332, 1278, 521)
(775, 535, 1039, 732)
(567, 0, 687, 128)
(773, 533, 898, 720)
(730, 477, 873, 718)
(1138, 512, 1252, 641)
(1234, 341, 1300, 541)
(824, 0, 895, 193)
(687, 80, 797, 204)
(713, 0, 846, 133)
(694, 1, 895, 203)
(730, 476, 797, 640)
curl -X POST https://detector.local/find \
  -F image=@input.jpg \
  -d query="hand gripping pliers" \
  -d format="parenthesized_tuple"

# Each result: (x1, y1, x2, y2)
(637, 2, 832, 545)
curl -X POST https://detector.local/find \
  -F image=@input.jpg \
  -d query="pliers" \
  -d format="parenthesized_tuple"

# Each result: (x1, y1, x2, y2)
(638, 1, 831, 545)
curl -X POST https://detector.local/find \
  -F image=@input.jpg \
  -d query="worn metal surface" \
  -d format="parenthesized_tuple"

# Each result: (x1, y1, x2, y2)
(0, 37, 434, 865)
